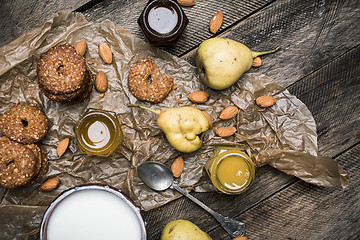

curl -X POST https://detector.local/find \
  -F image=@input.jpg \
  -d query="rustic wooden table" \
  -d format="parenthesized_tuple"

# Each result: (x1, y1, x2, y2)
(0, 0, 359, 239)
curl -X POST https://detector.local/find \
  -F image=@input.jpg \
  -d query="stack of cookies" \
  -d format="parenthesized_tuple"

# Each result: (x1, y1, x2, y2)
(37, 44, 93, 104)
(0, 104, 49, 189)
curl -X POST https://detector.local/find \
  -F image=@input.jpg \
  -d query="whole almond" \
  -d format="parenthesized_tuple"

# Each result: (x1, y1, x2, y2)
(215, 127, 237, 137)
(252, 57, 262, 67)
(57, 138, 69, 156)
(177, 0, 195, 7)
(233, 237, 249, 240)
(39, 178, 60, 191)
(99, 42, 113, 64)
(220, 105, 239, 120)
(202, 111, 212, 128)
(188, 91, 209, 103)
(171, 156, 184, 178)
(74, 40, 86, 56)
(256, 96, 277, 108)
(209, 11, 223, 33)
(95, 71, 107, 92)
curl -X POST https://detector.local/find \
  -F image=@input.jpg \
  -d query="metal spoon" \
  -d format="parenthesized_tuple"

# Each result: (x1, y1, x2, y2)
(137, 161, 246, 238)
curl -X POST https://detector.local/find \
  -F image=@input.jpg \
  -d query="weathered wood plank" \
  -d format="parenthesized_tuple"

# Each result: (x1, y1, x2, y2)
(185, 0, 360, 87)
(0, 0, 92, 47)
(81, 0, 275, 56)
(210, 144, 360, 239)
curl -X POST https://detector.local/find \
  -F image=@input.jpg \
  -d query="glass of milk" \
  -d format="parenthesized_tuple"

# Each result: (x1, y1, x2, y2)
(40, 185, 146, 240)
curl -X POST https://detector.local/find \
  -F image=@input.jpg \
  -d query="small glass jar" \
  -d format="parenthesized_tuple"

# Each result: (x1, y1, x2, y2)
(205, 146, 256, 194)
(74, 109, 125, 157)
(138, 0, 188, 47)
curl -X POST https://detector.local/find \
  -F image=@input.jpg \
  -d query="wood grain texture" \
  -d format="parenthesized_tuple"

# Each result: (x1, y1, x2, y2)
(210, 144, 360, 239)
(81, 0, 275, 56)
(0, 0, 91, 47)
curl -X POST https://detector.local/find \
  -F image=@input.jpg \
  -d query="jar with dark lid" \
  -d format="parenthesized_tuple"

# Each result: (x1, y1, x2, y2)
(138, 0, 188, 47)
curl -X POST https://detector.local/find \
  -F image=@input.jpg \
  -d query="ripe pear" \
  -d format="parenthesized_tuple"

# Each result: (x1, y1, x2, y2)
(138, 105, 209, 153)
(161, 219, 212, 240)
(195, 37, 280, 90)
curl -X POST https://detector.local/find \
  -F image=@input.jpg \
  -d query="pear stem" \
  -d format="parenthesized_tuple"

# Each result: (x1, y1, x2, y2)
(252, 46, 281, 58)
(138, 105, 161, 115)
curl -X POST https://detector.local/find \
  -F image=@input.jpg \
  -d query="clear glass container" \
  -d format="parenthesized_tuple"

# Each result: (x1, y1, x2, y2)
(205, 146, 256, 194)
(74, 108, 125, 157)
(138, 0, 188, 47)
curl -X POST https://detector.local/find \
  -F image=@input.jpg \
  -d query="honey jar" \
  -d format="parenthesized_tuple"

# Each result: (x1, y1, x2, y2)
(138, 0, 188, 47)
(205, 146, 256, 194)
(74, 109, 125, 157)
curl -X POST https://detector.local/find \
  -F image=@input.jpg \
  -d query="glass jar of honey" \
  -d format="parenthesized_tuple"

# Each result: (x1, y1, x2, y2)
(138, 0, 188, 47)
(205, 147, 256, 195)
(74, 109, 125, 157)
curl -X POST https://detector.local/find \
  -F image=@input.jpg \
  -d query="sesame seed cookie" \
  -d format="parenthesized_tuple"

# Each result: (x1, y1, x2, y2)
(0, 137, 37, 189)
(128, 58, 173, 103)
(0, 104, 49, 144)
(37, 44, 87, 95)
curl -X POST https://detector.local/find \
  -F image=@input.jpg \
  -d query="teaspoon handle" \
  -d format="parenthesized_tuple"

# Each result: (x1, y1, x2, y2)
(171, 182, 246, 238)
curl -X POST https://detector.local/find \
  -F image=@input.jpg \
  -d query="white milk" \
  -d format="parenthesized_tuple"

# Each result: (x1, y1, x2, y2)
(46, 189, 142, 240)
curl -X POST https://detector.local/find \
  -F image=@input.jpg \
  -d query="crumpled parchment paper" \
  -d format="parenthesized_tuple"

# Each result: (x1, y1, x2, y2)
(0, 11, 348, 239)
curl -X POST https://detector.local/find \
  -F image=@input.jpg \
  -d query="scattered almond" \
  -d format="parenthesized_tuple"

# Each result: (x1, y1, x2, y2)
(252, 57, 262, 67)
(202, 111, 212, 128)
(188, 91, 209, 103)
(57, 138, 69, 156)
(256, 96, 277, 108)
(220, 105, 239, 120)
(177, 0, 195, 7)
(74, 40, 87, 56)
(39, 178, 60, 191)
(95, 71, 108, 92)
(99, 42, 113, 64)
(215, 127, 237, 137)
(209, 11, 223, 33)
(171, 156, 184, 178)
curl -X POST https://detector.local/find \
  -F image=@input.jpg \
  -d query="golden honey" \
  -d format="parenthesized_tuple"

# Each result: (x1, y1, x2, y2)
(74, 109, 124, 157)
(206, 147, 255, 194)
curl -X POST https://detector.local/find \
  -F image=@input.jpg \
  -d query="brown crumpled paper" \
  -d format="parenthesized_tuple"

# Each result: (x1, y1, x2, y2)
(0, 12, 348, 239)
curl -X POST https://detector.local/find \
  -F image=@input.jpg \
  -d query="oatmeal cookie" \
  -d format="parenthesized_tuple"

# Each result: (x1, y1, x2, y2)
(37, 44, 87, 95)
(0, 137, 37, 188)
(128, 58, 173, 103)
(0, 104, 49, 144)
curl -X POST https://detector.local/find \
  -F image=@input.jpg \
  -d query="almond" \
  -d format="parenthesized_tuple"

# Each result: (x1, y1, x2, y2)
(171, 156, 184, 178)
(95, 71, 107, 92)
(209, 11, 223, 33)
(188, 91, 209, 103)
(256, 96, 277, 108)
(57, 138, 69, 156)
(177, 0, 195, 7)
(220, 105, 239, 120)
(215, 126, 237, 137)
(74, 40, 86, 56)
(99, 42, 113, 64)
(232, 237, 248, 240)
(252, 57, 262, 67)
(202, 111, 212, 128)
(39, 178, 60, 191)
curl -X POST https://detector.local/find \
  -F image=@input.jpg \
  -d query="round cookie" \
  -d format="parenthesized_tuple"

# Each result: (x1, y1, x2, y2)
(37, 44, 87, 95)
(128, 58, 174, 103)
(0, 104, 49, 144)
(0, 137, 37, 189)
(30, 143, 49, 183)
(26, 143, 42, 177)
(39, 68, 92, 103)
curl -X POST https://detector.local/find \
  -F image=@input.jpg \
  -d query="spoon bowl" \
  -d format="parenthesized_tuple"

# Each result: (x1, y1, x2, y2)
(137, 161, 247, 238)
